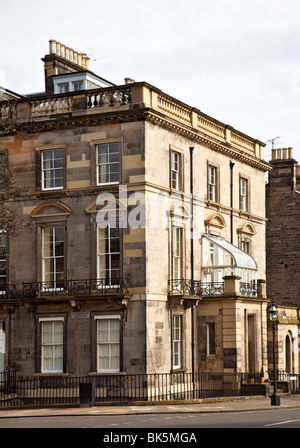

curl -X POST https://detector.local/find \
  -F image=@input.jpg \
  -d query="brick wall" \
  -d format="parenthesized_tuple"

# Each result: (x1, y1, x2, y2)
(266, 153, 300, 306)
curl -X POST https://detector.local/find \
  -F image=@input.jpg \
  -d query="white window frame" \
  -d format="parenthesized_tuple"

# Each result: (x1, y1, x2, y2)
(57, 82, 69, 93)
(40, 317, 64, 373)
(72, 80, 83, 91)
(172, 226, 181, 281)
(240, 177, 248, 211)
(41, 149, 64, 191)
(96, 143, 119, 186)
(42, 227, 65, 288)
(208, 165, 217, 202)
(95, 315, 121, 373)
(172, 314, 182, 370)
(171, 151, 180, 190)
(97, 224, 120, 285)
(241, 240, 250, 254)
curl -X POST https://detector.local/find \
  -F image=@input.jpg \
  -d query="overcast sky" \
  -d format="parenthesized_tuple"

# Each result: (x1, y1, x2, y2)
(1, 0, 300, 162)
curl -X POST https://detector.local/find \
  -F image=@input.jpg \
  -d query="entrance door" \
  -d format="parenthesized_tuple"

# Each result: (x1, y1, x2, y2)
(285, 335, 292, 373)
(248, 315, 256, 371)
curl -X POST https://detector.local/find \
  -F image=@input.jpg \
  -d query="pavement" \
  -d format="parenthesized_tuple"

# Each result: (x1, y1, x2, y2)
(1, 395, 300, 418)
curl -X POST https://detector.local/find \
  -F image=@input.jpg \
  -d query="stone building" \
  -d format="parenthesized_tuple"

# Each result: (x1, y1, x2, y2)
(266, 147, 300, 374)
(0, 40, 270, 380)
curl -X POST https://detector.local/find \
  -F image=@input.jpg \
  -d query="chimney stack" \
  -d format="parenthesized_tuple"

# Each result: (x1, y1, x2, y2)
(43, 40, 91, 93)
(48, 40, 90, 70)
(271, 147, 293, 161)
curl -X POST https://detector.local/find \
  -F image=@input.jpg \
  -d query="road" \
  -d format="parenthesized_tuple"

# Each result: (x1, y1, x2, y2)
(1, 407, 300, 428)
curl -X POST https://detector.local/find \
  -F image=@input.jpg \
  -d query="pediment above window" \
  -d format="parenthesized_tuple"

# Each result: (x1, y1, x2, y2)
(237, 222, 256, 236)
(204, 213, 226, 235)
(31, 202, 72, 218)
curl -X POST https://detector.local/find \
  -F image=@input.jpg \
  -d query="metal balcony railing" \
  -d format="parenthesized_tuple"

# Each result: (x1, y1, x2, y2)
(239, 282, 258, 297)
(168, 279, 224, 297)
(0, 284, 16, 300)
(22, 278, 129, 299)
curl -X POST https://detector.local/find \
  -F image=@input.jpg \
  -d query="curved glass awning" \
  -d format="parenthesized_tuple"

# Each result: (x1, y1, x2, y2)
(202, 233, 257, 270)
(201, 233, 257, 284)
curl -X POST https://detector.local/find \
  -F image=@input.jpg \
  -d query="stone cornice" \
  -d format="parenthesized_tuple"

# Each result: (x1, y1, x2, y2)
(145, 109, 271, 172)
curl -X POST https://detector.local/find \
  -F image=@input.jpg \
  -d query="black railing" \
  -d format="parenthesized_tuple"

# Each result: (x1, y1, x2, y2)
(0, 370, 17, 395)
(267, 370, 291, 382)
(0, 284, 16, 300)
(0, 372, 243, 408)
(22, 278, 129, 299)
(240, 282, 258, 297)
(169, 279, 224, 296)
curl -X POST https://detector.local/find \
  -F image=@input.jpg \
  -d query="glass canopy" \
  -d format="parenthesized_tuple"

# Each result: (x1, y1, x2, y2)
(202, 233, 257, 284)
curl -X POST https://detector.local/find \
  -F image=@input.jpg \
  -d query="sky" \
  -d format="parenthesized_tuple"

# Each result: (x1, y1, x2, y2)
(1, 0, 300, 162)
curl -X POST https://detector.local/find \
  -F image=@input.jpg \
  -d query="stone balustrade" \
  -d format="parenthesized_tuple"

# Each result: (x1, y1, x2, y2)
(0, 82, 265, 160)
(30, 96, 73, 116)
(0, 101, 16, 120)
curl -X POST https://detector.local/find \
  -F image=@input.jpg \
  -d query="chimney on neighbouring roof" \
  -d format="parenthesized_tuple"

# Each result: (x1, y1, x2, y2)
(269, 147, 298, 190)
(271, 147, 294, 161)
(42, 40, 91, 93)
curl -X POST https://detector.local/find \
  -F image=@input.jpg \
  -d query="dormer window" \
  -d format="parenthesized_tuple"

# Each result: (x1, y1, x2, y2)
(52, 72, 114, 94)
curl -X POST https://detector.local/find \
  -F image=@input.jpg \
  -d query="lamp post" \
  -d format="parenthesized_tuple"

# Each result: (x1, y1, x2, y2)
(269, 299, 280, 406)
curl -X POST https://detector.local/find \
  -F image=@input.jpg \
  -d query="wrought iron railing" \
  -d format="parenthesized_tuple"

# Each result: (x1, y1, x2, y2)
(240, 282, 258, 297)
(168, 279, 224, 297)
(0, 284, 16, 300)
(22, 278, 129, 299)
(0, 372, 243, 408)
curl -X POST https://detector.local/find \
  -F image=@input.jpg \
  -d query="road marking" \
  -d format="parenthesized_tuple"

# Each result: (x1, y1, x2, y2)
(265, 420, 300, 427)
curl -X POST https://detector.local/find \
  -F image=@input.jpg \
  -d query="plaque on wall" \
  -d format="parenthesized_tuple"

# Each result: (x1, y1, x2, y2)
(71, 312, 90, 319)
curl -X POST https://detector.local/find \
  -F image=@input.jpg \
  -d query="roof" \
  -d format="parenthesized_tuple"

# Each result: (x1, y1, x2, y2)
(0, 86, 23, 100)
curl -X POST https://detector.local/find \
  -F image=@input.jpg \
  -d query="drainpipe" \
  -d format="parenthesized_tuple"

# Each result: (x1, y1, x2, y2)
(189, 147, 195, 381)
(230, 161, 235, 244)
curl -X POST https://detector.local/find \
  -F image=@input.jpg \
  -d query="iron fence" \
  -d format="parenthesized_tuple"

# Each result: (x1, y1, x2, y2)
(3, 370, 299, 408)
(0, 372, 243, 408)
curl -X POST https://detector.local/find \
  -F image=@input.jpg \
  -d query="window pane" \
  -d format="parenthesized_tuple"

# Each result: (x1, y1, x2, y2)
(99, 345, 109, 370)
(42, 322, 53, 344)
(97, 318, 120, 371)
(43, 347, 54, 371)
(43, 227, 64, 284)
(97, 144, 119, 184)
(54, 322, 63, 344)
(98, 319, 109, 343)
(171, 151, 179, 189)
(41, 321, 64, 372)
(172, 315, 181, 368)
(110, 345, 120, 370)
(42, 150, 64, 190)
(110, 319, 120, 342)
(97, 226, 120, 281)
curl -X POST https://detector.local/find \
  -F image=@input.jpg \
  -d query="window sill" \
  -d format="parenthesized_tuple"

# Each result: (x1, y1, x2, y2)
(96, 182, 119, 187)
(33, 372, 69, 378)
(170, 368, 187, 374)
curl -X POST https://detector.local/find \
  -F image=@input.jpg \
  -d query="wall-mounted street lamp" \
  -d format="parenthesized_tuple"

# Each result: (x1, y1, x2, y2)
(269, 299, 280, 406)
